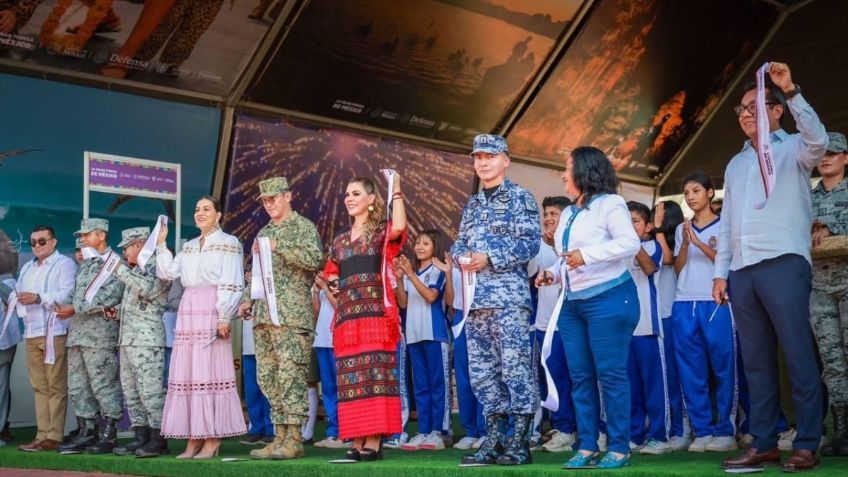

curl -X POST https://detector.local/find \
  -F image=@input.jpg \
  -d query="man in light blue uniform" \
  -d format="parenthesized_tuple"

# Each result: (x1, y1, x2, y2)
(451, 134, 541, 466)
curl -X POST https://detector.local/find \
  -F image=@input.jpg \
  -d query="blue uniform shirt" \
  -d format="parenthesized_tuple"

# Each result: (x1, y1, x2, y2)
(451, 178, 541, 310)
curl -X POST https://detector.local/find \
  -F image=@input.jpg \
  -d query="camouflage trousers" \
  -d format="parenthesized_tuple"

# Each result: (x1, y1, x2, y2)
(254, 325, 312, 425)
(810, 287, 848, 402)
(67, 346, 123, 420)
(119, 346, 166, 428)
(466, 308, 538, 415)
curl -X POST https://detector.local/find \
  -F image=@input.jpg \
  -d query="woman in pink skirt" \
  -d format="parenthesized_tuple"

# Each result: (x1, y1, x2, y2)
(155, 195, 246, 458)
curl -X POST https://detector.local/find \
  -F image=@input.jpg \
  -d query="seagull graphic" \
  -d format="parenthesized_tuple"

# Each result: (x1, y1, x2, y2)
(0, 149, 43, 167)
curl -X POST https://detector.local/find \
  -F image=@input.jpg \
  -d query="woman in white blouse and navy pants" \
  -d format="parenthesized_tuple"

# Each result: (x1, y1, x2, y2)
(538, 147, 640, 469)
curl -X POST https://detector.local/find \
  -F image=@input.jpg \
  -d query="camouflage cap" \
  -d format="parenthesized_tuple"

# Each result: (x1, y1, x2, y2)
(117, 226, 151, 248)
(74, 218, 109, 237)
(74, 237, 85, 250)
(826, 132, 847, 153)
(471, 134, 508, 155)
(257, 177, 290, 198)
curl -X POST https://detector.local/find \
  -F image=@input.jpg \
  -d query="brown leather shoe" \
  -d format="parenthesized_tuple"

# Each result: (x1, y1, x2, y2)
(782, 449, 819, 472)
(721, 447, 781, 469)
(18, 439, 42, 452)
(37, 439, 61, 451)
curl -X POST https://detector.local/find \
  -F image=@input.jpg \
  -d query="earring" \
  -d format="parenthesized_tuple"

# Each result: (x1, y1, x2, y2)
(368, 205, 375, 212)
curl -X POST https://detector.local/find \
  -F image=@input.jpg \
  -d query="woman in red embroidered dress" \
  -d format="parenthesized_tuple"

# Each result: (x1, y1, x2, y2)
(324, 174, 406, 461)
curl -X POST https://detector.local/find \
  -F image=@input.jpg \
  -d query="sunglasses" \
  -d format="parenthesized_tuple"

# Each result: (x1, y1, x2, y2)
(30, 238, 52, 247)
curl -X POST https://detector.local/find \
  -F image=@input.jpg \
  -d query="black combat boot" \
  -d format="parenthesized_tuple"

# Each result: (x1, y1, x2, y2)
(821, 402, 848, 456)
(58, 419, 98, 454)
(135, 428, 170, 458)
(85, 417, 118, 454)
(461, 414, 507, 466)
(497, 413, 534, 465)
(113, 426, 150, 456)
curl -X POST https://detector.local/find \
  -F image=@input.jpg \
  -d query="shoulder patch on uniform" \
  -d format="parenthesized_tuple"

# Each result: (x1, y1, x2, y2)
(523, 193, 538, 212)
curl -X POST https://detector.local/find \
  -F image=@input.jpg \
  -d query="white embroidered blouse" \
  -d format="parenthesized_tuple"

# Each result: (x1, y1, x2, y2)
(155, 227, 244, 322)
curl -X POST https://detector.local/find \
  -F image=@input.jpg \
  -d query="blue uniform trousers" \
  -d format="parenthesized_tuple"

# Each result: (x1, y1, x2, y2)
(315, 347, 339, 438)
(628, 335, 671, 443)
(243, 354, 273, 436)
(453, 310, 485, 438)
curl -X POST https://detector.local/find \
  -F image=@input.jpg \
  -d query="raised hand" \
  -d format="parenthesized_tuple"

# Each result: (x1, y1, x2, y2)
(432, 251, 452, 273)
(767, 62, 794, 93)
(653, 202, 665, 229)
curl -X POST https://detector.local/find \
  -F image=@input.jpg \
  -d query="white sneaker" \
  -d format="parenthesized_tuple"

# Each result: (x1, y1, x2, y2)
(384, 433, 409, 449)
(668, 435, 692, 451)
(598, 432, 608, 452)
(541, 430, 576, 452)
(453, 436, 478, 450)
(640, 438, 673, 455)
(705, 435, 738, 452)
(400, 433, 427, 451)
(737, 433, 754, 449)
(314, 436, 348, 449)
(688, 435, 714, 452)
(778, 428, 796, 452)
(629, 441, 642, 451)
(472, 436, 486, 449)
(419, 431, 446, 450)
(529, 438, 543, 451)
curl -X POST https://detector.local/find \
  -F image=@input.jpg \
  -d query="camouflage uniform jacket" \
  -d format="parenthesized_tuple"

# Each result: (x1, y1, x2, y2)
(68, 248, 125, 348)
(811, 177, 848, 293)
(451, 178, 541, 310)
(243, 212, 323, 331)
(114, 259, 171, 347)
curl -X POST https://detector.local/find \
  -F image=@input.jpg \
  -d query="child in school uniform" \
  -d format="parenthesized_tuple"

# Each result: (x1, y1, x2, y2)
(395, 230, 451, 451)
(626, 201, 674, 454)
(672, 172, 738, 453)
(649, 200, 690, 452)
(311, 272, 347, 449)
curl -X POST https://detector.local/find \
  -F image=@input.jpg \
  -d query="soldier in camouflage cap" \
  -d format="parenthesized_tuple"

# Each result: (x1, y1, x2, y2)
(111, 227, 172, 457)
(74, 237, 85, 264)
(58, 218, 126, 455)
(238, 176, 323, 460)
(810, 131, 848, 456)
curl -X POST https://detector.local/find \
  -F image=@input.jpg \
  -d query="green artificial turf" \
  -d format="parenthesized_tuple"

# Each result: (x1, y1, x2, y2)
(1, 425, 845, 477)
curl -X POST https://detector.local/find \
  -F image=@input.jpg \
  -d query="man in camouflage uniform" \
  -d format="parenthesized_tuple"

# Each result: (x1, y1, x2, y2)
(451, 134, 541, 466)
(238, 177, 323, 460)
(58, 218, 126, 454)
(110, 227, 172, 458)
(811, 132, 848, 456)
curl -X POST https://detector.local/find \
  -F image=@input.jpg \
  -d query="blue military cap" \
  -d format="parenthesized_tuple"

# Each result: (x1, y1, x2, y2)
(471, 134, 509, 155)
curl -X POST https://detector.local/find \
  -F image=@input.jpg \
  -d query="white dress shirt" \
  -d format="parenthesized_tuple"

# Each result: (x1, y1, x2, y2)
(17, 251, 77, 338)
(528, 239, 561, 330)
(714, 94, 827, 279)
(546, 194, 640, 297)
(155, 228, 245, 321)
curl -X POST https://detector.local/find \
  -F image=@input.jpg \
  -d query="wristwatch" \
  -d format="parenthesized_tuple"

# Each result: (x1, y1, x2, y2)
(784, 84, 801, 100)
(35, 294, 41, 304)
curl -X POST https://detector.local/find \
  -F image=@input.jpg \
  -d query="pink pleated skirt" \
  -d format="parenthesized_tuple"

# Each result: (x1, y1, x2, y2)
(161, 285, 246, 439)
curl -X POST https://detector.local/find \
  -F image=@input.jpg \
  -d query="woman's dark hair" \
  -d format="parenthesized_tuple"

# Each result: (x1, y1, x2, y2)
(197, 195, 222, 212)
(681, 171, 716, 202)
(653, 200, 684, 249)
(413, 229, 447, 271)
(570, 146, 619, 207)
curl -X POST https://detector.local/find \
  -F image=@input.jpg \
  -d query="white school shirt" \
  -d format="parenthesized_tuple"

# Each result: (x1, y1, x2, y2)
(155, 228, 245, 321)
(657, 265, 677, 319)
(403, 265, 448, 344)
(675, 218, 721, 302)
(313, 289, 334, 348)
(242, 317, 255, 355)
(545, 194, 640, 296)
(630, 239, 663, 337)
(17, 251, 77, 338)
(528, 239, 561, 331)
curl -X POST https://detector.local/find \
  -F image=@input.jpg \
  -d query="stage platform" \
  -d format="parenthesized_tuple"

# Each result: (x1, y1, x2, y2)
(1, 427, 844, 477)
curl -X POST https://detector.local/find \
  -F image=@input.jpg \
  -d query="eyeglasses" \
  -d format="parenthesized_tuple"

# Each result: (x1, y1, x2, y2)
(733, 102, 777, 117)
(30, 238, 52, 247)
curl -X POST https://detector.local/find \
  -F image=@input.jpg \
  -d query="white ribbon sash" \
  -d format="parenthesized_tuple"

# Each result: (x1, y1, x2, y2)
(137, 215, 168, 268)
(0, 292, 17, 343)
(754, 62, 776, 209)
(84, 251, 121, 304)
(380, 168, 397, 308)
(451, 256, 476, 338)
(81, 247, 99, 260)
(251, 237, 280, 326)
(44, 312, 58, 364)
(540, 260, 566, 411)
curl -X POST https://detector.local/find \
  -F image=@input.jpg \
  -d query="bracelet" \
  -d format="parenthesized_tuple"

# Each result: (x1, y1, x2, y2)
(392, 196, 404, 201)
(392, 191, 404, 199)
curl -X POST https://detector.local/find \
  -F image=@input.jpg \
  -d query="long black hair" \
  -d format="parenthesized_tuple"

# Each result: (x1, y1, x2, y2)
(570, 146, 619, 207)
(653, 200, 684, 250)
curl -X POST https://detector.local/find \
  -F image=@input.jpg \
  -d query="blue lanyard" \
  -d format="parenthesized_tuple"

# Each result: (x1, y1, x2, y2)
(561, 195, 603, 293)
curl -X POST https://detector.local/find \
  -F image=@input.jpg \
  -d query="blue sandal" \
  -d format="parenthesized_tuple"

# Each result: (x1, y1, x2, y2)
(563, 451, 600, 469)
(596, 452, 630, 469)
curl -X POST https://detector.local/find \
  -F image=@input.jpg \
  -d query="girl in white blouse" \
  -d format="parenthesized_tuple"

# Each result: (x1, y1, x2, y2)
(155, 195, 246, 458)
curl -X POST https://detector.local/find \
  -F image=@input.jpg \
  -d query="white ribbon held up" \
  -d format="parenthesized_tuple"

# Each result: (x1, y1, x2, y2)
(754, 62, 776, 209)
(137, 215, 168, 268)
(451, 256, 476, 339)
(251, 237, 280, 326)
